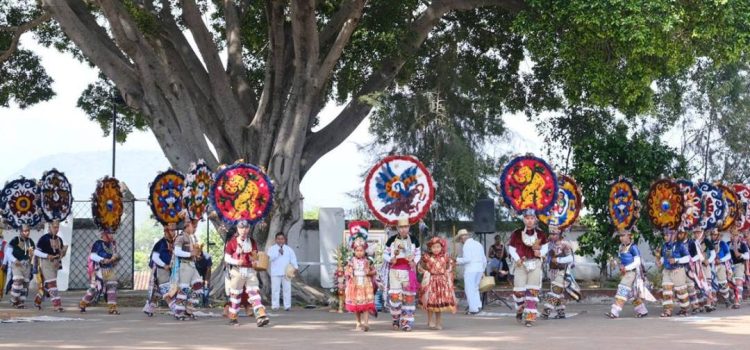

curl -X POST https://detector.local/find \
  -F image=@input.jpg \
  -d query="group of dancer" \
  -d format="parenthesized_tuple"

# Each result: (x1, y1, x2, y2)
(2, 197, 750, 331)
(1, 220, 131, 316)
(3, 156, 750, 333)
(609, 225, 750, 319)
(341, 217, 461, 332)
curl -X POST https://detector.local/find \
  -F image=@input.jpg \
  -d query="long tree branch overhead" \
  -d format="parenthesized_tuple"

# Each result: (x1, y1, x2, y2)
(223, 0, 257, 115)
(301, 0, 529, 174)
(0, 12, 52, 62)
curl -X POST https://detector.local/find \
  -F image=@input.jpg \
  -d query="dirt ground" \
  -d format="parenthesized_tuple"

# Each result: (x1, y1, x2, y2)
(1, 294, 749, 350)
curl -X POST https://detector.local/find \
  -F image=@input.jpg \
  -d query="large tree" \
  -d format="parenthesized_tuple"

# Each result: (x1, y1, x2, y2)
(2, 0, 749, 247)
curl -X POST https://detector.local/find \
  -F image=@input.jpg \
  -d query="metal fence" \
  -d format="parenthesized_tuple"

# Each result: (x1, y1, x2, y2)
(68, 199, 135, 290)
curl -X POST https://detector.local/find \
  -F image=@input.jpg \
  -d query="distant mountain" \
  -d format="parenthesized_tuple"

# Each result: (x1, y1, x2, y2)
(4, 149, 170, 225)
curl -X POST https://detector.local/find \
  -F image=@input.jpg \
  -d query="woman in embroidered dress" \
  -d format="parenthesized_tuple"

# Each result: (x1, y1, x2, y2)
(345, 241, 377, 331)
(419, 237, 456, 330)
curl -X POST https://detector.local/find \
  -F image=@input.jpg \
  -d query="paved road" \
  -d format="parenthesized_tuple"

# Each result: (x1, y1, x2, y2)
(1, 302, 749, 350)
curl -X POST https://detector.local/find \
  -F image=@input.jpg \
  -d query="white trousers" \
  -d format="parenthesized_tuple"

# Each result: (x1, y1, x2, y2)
(464, 271, 483, 313)
(271, 275, 292, 309)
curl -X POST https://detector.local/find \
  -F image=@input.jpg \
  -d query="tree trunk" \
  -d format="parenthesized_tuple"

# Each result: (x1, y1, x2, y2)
(599, 258, 609, 284)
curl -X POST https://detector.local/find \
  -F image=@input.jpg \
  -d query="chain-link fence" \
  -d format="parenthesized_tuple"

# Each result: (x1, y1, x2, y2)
(68, 199, 135, 290)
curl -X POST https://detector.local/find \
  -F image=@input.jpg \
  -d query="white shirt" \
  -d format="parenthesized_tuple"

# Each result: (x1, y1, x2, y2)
(267, 244, 299, 277)
(457, 238, 487, 273)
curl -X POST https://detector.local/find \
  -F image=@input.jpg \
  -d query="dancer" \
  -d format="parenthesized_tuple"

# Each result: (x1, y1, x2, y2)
(508, 210, 548, 327)
(8, 224, 34, 309)
(658, 230, 691, 317)
(541, 223, 574, 319)
(33, 220, 67, 311)
(419, 236, 456, 329)
(224, 220, 270, 327)
(607, 229, 649, 318)
(143, 223, 176, 317)
(344, 227, 377, 331)
(383, 217, 421, 331)
(80, 229, 121, 314)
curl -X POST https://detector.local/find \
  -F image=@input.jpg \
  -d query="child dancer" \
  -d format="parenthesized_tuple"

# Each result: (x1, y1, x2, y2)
(419, 236, 456, 330)
(344, 226, 377, 331)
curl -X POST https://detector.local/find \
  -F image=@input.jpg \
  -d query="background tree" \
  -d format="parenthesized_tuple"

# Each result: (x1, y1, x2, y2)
(134, 219, 163, 271)
(654, 60, 750, 182)
(2, 0, 749, 254)
(554, 114, 688, 280)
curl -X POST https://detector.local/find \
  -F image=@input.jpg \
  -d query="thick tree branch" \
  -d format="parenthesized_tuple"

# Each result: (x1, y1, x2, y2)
(181, 0, 249, 145)
(318, 0, 363, 54)
(316, 0, 366, 87)
(42, 0, 142, 102)
(0, 12, 51, 62)
(250, 1, 294, 166)
(301, 0, 528, 175)
(290, 0, 319, 86)
(224, 0, 257, 115)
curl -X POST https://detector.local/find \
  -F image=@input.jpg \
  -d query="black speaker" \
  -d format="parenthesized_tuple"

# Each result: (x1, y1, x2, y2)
(473, 199, 496, 233)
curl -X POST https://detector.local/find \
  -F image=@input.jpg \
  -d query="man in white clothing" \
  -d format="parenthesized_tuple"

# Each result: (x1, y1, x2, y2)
(456, 229, 487, 314)
(267, 232, 299, 311)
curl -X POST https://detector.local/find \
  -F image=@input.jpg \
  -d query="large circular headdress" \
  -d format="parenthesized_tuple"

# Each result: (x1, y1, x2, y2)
(676, 179, 703, 232)
(732, 184, 750, 231)
(210, 163, 274, 225)
(499, 154, 558, 215)
(0, 177, 42, 229)
(148, 169, 185, 225)
(608, 176, 641, 231)
(364, 155, 435, 225)
(38, 169, 74, 223)
(718, 183, 740, 232)
(537, 175, 582, 231)
(646, 179, 685, 231)
(698, 181, 725, 231)
(183, 160, 214, 221)
(91, 176, 124, 232)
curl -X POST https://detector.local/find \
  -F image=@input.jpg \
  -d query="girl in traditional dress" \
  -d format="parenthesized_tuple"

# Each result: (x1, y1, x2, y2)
(419, 237, 456, 330)
(344, 228, 377, 331)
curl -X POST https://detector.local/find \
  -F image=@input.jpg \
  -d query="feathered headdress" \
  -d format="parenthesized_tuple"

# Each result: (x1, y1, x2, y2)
(348, 220, 370, 249)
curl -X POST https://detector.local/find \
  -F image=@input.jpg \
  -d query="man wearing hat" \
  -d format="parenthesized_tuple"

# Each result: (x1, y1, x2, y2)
(224, 220, 270, 327)
(80, 229, 121, 314)
(607, 229, 649, 318)
(507, 209, 548, 327)
(33, 220, 67, 311)
(383, 217, 421, 331)
(455, 229, 487, 314)
(143, 223, 177, 317)
(8, 224, 35, 308)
